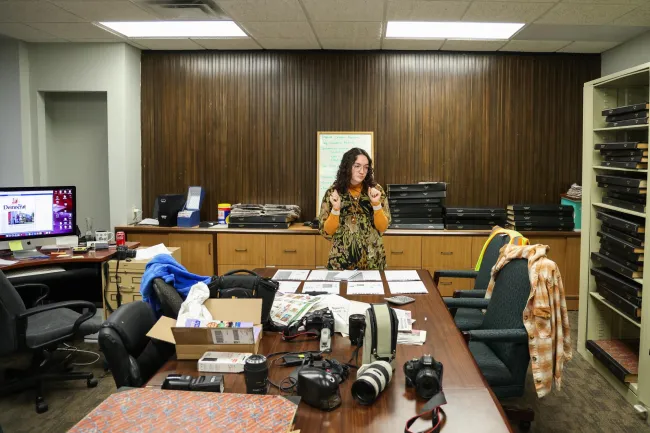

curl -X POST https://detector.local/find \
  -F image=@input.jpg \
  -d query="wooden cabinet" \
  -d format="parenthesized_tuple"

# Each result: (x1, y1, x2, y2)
(126, 232, 169, 247)
(384, 236, 422, 268)
(266, 235, 315, 266)
(422, 237, 474, 296)
(315, 236, 332, 269)
(217, 234, 265, 266)
(168, 233, 215, 276)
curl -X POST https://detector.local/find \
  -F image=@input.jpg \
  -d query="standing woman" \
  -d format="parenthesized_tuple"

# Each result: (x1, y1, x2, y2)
(319, 148, 391, 270)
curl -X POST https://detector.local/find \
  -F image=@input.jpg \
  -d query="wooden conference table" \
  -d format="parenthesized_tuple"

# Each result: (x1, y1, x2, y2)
(147, 269, 512, 433)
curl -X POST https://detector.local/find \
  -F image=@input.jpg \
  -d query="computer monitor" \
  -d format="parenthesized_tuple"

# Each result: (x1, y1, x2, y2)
(0, 186, 77, 251)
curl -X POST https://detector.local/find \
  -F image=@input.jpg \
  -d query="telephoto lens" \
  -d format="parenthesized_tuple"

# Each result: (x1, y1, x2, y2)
(348, 314, 366, 346)
(350, 360, 393, 405)
(244, 354, 268, 394)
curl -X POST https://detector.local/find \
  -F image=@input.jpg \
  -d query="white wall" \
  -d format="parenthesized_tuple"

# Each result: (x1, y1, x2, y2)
(0, 39, 24, 186)
(602, 31, 650, 76)
(44, 92, 111, 232)
(25, 43, 141, 229)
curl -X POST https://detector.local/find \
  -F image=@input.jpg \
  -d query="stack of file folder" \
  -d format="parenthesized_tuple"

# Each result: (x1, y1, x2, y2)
(505, 204, 575, 232)
(603, 102, 649, 128)
(444, 207, 506, 230)
(595, 141, 648, 171)
(596, 172, 647, 214)
(228, 204, 300, 229)
(387, 182, 446, 229)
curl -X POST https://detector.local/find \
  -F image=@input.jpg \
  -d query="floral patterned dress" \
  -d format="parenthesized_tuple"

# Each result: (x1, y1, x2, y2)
(318, 184, 391, 270)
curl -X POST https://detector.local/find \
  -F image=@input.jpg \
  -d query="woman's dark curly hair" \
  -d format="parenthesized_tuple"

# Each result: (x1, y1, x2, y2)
(333, 148, 376, 195)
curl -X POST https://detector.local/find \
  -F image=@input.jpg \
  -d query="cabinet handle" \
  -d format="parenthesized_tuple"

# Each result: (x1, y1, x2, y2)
(208, 243, 212, 255)
(440, 252, 453, 255)
(284, 249, 297, 253)
(235, 248, 248, 252)
(391, 250, 404, 255)
(439, 282, 452, 285)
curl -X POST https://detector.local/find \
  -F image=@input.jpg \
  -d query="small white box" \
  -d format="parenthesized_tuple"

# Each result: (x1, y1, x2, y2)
(198, 352, 251, 373)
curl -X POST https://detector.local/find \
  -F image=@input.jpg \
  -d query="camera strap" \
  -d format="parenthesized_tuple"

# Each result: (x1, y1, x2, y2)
(404, 391, 447, 433)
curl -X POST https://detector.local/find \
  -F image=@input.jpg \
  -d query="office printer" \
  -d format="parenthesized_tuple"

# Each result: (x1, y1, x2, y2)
(177, 186, 205, 227)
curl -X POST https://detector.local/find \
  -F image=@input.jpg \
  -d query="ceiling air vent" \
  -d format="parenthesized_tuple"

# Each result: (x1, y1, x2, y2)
(144, 0, 231, 20)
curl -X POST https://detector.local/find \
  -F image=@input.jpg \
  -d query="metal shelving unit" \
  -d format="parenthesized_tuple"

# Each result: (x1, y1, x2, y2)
(578, 63, 650, 408)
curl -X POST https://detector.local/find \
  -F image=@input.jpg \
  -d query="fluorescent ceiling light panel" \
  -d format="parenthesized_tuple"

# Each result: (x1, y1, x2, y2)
(98, 21, 247, 38)
(386, 22, 524, 40)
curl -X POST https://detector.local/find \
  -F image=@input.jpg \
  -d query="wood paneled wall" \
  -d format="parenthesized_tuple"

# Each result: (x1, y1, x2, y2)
(141, 51, 600, 221)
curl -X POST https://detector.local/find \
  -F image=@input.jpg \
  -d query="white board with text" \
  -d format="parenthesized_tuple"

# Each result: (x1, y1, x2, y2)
(316, 132, 374, 214)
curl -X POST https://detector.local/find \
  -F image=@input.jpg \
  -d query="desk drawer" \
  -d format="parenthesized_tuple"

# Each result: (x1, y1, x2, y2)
(315, 236, 332, 269)
(266, 235, 315, 266)
(104, 291, 143, 315)
(384, 236, 422, 268)
(422, 236, 472, 270)
(217, 234, 265, 266)
(107, 274, 141, 292)
(434, 276, 472, 297)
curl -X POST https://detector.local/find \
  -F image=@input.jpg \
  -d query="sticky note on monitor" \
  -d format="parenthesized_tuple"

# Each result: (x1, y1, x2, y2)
(9, 240, 23, 252)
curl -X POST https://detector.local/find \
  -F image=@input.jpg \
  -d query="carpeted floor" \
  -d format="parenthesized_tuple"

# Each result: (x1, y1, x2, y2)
(0, 312, 649, 433)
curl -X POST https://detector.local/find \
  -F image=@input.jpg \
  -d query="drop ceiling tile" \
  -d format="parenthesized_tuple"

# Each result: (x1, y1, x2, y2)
(561, 0, 646, 4)
(441, 40, 507, 51)
(312, 22, 382, 39)
(256, 37, 320, 49)
(513, 23, 650, 41)
(0, 23, 61, 41)
(387, 1, 471, 21)
(51, 1, 157, 22)
(473, 0, 556, 2)
(463, 2, 554, 23)
(217, 0, 307, 22)
(0, 1, 84, 23)
(301, 0, 385, 22)
(612, 5, 650, 26)
(535, 4, 637, 25)
(321, 37, 380, 50)
(29, 23, 124, 39)
(499, 39, 571, 52)
(193, 38, 261, 49)
(382, 39, 444, 50)
(132, 38, 205, 50)
(557, 40, 620, 53)
(241, 21, 315, 39)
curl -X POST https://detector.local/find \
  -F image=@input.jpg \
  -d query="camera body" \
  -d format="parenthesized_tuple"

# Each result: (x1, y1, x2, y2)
(304, 308, 335, 334)
(116, 245, 136, 260)
(404, 354, 443, 400)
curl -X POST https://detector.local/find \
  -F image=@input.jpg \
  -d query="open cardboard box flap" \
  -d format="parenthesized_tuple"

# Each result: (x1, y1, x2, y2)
(147, 298, 263, 345)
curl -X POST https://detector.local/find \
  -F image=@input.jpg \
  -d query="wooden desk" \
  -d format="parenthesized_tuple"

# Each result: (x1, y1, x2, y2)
(0, 242, 140, 271)
(146, 269, 511, 433)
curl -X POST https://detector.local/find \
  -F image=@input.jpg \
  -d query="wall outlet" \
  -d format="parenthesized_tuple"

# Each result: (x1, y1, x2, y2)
(634, 404, 647, 420)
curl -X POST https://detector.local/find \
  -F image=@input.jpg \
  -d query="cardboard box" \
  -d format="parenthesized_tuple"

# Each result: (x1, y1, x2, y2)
(147, 298, 263, 360)
(198, 352, 251, 373)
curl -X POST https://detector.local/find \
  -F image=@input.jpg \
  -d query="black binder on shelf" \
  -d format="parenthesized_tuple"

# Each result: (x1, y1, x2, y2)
(603, 156, 648, 163)
(506, 209, 574, 217)
(602, 197, 646, 213)
(600, 161, 648, 169)
(506, 225, 574, 232)
(596, 211, 645, 234)
(507, 204, 573, 212)
(227, 222, 291, 229)
(387, 183, 447, 192)
(605, 191, 647, 204)
(389, 191, 446, 199)
(602, 103, 649, 116)
(597, 280, 642, 308)
(506, 221, 575, 229)
(595, 175, 647, 188)
(606, 110, 649, 123)
(607, 117, 649, 128)
(597, 285, 641, 321)
(446, 212, 505, 219)
(229, 215, 292, 224)
(591, 252, 643, 279)
(389, 223, 445, 230)
(445, 207, 505, 214)
(600, 224, 645, 247)
(446, 224, 495, 230)
(446, 219, 505, 226)
(506, 215, 574, 223)
(388, 198, 443, 205)
(600, 149, 648, 157)
(391, 218, 444, 224)
(598, 231, 644, 254)
(597, 183, 647, 195)
(598, 247, 643, 270)
(591, 267, 642, 299)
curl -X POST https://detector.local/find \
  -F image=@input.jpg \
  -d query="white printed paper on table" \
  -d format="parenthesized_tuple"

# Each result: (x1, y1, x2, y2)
(384, 270, 420, 281)
(302, 281, 340, 295)
(348, 270, 382, 281)
(388, 281, 428, 294)
(397, 330, 427, 345)
(346, 281, 385, 295)
(307, 270, 341, 281)
(394, 309, 414, 332)
(278, 281, 301, 294)
(272, 269, 311, 281)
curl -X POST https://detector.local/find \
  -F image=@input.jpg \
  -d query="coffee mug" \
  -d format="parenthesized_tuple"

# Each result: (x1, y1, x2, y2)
(95, 231, 114, 242)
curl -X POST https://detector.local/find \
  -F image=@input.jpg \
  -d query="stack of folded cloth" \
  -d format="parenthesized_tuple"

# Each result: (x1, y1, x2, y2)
(444, 207, 506, 230)
(387, 182, 446, 229)
(505, 204, 575, 232)
(228, 204, 301, 229)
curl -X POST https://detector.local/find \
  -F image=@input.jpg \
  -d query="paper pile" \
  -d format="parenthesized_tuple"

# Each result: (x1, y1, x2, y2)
(397, 330, 427, 346)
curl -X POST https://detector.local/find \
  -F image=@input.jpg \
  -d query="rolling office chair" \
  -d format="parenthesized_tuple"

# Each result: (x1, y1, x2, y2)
(99, 301, 175, 388)
(437, 233, 510, 330)
(0, 270, 99, 414)
(444, 258, 534, 430)
(152, 278, 184, 318)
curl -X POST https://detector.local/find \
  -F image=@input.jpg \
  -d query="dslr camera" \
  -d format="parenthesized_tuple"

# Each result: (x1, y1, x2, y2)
(116, 245, 136, 260)
(304, 308, 335, 334)
(403, 354, 444, 400)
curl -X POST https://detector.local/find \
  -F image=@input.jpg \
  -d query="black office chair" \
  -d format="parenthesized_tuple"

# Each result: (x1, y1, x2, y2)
(99, 301, 175, 388)
(438, 233, 510, 330)
(152, 278, 183, 318)
(444, 258, 534, 430)
(0, 270, 99, 414)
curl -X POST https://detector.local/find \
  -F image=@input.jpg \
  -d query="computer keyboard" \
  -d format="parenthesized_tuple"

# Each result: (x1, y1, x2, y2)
(5, 266, 66, 279)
